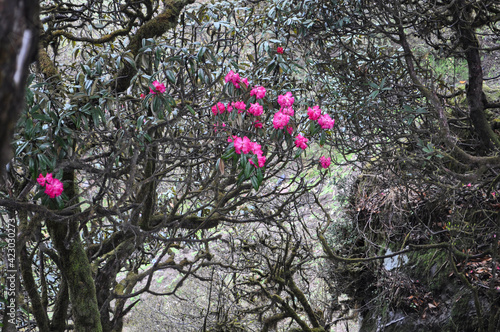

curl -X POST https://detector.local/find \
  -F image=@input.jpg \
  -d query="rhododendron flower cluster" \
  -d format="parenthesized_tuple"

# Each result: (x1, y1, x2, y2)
(319, 156, 331, 169)
(273, 111, 290, 129)
(307, 106, 321, 120)
(278, 92, 294, 108)
(248, 103, 264, 116)
(225, 70, 249, 89)
(295, 134, 309, 150)
(317, 114, 335, 129)
(150, 80, 166, 94)
(232, 101, 246, 113)
(277, 47, 284, 54)
(212, 102, 226, 115)
(250, 86, 266, 99)
(214, 70, 337, 188)
(37, 173, 64, 198)
(233, 136, 266, 168)
(281, 106, 294, 117)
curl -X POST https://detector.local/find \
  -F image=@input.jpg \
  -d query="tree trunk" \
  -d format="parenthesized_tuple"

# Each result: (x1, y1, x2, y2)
(0, 0, 39, 174)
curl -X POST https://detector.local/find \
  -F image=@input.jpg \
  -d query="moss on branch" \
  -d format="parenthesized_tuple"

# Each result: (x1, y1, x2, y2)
(115, 0, 195, 92)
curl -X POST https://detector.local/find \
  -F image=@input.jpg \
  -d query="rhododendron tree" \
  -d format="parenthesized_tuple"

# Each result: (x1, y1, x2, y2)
(0, 1, 339, 331)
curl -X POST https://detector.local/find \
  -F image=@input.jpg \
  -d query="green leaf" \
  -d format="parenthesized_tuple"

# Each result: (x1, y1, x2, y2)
(320, 131, 326, 146)
(123, 56, 136, 70)
(256, 167, 263, 182)
(244, 160, 253, 178)
(166, 70, 176, 84)
(251, 175, 259, 191)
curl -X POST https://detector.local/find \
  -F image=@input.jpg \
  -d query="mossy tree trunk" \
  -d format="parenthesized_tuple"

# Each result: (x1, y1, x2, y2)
(45, 170, 102, 332)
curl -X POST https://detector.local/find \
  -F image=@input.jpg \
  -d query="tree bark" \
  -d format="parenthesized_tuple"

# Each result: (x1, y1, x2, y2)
(0, 0, 39, 175)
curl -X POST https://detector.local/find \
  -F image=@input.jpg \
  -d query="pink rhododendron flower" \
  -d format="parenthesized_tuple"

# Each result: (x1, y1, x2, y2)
(250, 86, 266, 99)
(295, 134, 309, 150)
(254, 120, 263, 129)
(249, 142, 262, 155)
(257, 155, 266, 167)
(317, 114, 335, 129)
(150, 81, 166, 94)
(45, 178, 64, 198)
(37, 173, 64, 198)
(225, 70, 237, 84)
(232, 101, 246, 113)
(225, 70, 247, 88)
(273, 111, 290, 129)
(37, 173, 47, 186)
(277, 47, 284, 54)
(232, 137, 266, 168)
(319, 156, 331, 169)
(277, 92, 294, 107)
(248, 103, 264, 116)
(211, 102, 226, 115)
(234, 136, 252, 154)
(287, 126, 293, 135)
(45, 173, 53, 184)
(281, 106, 294, 117)
(226, 103, 233, 113)
(140, 93, 145, 99)
(307, 105, 321, 120)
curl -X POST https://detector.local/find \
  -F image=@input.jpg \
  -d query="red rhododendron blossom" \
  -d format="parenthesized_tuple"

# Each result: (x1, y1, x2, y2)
(225, 70, 237, 83)
(226, 103, 233, 113)
(232, 137, 266, 168)
(295, 134, 309, 150)
(45, 178, 64, 198)
(234, 136, 252, 154)
(248, 103, 264, 116)
(277, 92, 294, 107)
(257, 155, 266, 167)
(273, 111, 290, 129)
(250, 86, 266, 99)
(37, 173, 46, 186)
(287, 126, 293, 135)
(150, 81, 166, 94)
(249, 142, 262, 155)
(317, 114, 335, 129)
(211, 102, 226, 115)
(140, 93, 145, 99)
(281, 106, 294, 117)
(277, 47, 284, 54)
(225, 70, 247, 88)
(319, 156, 331, 169)
(37, 173, 64, 198)
(307, 105, 321, 120)
(254, 120, 263, 129)
(232, 101, 246, 112)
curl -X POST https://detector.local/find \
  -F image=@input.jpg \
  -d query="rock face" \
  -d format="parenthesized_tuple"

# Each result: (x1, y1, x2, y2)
(334, 175, 500, 332)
